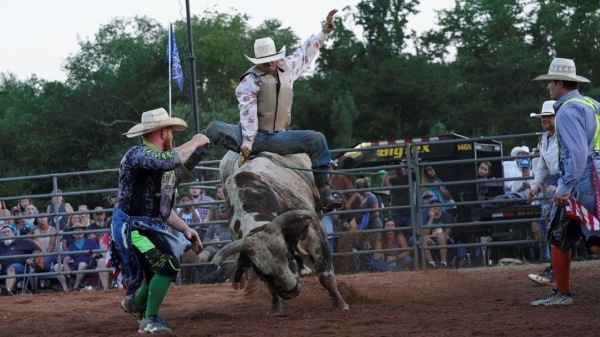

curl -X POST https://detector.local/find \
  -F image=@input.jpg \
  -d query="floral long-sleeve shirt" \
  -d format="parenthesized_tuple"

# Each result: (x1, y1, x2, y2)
(236, 31, 329, 151)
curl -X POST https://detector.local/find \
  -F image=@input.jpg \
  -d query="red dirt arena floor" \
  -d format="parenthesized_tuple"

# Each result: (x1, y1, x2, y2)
(2, 260, 599, 337)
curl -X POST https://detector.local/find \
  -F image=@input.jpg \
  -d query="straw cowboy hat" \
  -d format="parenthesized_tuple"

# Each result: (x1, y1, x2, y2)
(510, 146, 530, 157)
(69, 222, 86, 230)
(123, 108, 188, 138)
(533, 58, 590, 83)
(530, 100, 556, 118)
(244, 37, 286, 64)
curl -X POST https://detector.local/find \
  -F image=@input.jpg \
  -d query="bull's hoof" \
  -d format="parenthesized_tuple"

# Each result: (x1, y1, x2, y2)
(267, 308, 284, 316)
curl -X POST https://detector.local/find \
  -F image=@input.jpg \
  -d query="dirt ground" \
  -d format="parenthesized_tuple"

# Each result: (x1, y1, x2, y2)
(2, 260, 599, 337)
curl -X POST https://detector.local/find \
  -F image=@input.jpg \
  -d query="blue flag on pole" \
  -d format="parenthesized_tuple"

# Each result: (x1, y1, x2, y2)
(167, 25, 184, 91)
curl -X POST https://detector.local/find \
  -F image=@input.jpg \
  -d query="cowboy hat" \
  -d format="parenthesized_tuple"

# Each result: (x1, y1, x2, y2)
(530, 100, 556, 118)
(244, 37, 286, 64)
(533, 58, 590, 83)
(510, 146, 530, 157)
(123, 108, 188, 138)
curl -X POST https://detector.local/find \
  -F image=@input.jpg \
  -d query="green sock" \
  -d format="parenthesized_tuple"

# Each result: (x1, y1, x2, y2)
(133, 279, 149, 308)
(146, 275, 172, 317)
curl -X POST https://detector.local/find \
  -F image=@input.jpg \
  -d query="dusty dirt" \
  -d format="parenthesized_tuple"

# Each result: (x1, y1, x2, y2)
(2, 261, 600, 337)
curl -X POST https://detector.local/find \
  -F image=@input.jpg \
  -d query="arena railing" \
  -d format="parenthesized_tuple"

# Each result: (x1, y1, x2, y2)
(1, 133, 550, 287)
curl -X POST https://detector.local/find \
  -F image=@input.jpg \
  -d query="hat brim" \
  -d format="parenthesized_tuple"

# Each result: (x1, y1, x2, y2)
(533, 74, 590, 83)
(530, 112, 555, 118)
(123, 117, 188, 138)
(244, 46, 286, 64)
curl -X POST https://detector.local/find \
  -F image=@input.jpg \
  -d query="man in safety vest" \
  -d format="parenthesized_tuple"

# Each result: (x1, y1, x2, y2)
(530, 58, 600, 306)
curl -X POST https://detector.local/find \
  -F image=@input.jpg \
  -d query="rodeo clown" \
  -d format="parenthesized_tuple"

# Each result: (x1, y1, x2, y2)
(110, 108, 210, 333)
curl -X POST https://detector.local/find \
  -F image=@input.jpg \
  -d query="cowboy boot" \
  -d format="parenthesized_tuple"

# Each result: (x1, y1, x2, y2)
(313, 171, 342, 213)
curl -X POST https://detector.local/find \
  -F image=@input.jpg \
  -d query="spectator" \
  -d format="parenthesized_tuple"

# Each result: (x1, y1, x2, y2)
(503, 146, 530, 193)
(0, 200, 10, 225)
(33, 213, 57, 272)
(24, 204, 38, 226)
(0, 224, 41, 295)
(176, 193, 200, 237)
(330, 158, 360, 212)
(46, 189, 74, 229)
(355, 177, 383, 230)
(17, 198, 38, 214)
(508, 158, 532, 197)
(54, 222, 100, 292)
(365, 218, 412, 272)
(203, 184, 225, 223)
(96, 220, 112, 291)
(87, 206, 107, 241)
(421, 197, 454, 268)
(198, 203, 232, 263)
(11, 207, 34, 234)
(88, 206, 107, 239)
(78, 205, 91, 227)
(476, 161, 493, 200)
(383, 166, 414, 241)
(189, 187, 214, 222)
(421, 165, 453, 209)
(62, 214, 84, 251)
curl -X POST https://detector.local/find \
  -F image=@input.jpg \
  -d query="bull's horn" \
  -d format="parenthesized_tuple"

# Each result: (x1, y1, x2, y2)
(211, 239, 246, 266)
(270, 210, 315, 229)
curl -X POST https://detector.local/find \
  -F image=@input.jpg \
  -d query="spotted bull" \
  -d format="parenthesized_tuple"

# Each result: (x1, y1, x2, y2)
(211, 151, 349, 316)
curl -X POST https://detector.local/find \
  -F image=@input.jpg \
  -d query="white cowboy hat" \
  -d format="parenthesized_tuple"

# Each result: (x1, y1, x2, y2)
(533, 58, 590, 83)
(123, 108, 188, 138)
(530, 100, 556, 118)
(244, 37, 286, 64)
(510, 146, 530, 157)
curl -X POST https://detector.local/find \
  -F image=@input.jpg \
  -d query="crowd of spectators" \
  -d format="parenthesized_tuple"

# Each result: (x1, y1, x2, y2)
(0, 185, 227, 295)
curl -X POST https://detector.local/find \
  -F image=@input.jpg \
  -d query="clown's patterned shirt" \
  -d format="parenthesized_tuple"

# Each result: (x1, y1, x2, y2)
(116, 140, 182, 223)
(236, 31, 330, 151)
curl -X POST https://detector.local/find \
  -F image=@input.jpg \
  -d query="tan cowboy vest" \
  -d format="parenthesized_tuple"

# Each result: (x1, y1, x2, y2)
(245, 66, 293, 131)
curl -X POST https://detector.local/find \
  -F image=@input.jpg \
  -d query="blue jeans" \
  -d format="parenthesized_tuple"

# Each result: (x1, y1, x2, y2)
(366, 255, 412, 272)
(205, 121, 332, 168)
(0, 263, 25, 275)
(392, 214, 413, 242)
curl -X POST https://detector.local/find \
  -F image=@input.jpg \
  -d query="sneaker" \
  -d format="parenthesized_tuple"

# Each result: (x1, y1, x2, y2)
(530, 287, 573, 306)
(138, 315, 172, 334)
(528, 267, 555, 286)
(440, 261, 449, 268)
(428, 261, 437, 268)
(120, 298, 146, 325)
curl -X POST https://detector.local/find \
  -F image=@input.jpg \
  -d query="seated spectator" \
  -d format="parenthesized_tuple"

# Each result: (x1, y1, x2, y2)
(34, 214, 57, 272)
(24, 204, 38, 226)
(476, 161, 493, 199)
(330, 158, 360, 212)
(0, 224, 41, 295)
(87, 206, 108, 241)
(421, 165, 453, 210)
(355, 177, 383, 230)
(46, 189, 74, 229)
(383, 166, 414, 242)
(365, 218, 412, 272)
(189, 187, 213, 240)
(177, 193, 201, 230)
(421, 197, 454, 268)
(203, 184, 226, 223)
(11, 207, 34, 234)
(18, 198, 38, 215)
(62, 214, 85, 251)
(78, 205, 91, 227)
(54, 222, 100, 292)
(507, 158, 532, 197)
(96, 220, 112, 291)
(0, 201, 10, 225)
(181, 204, 231, 284)
(503, 146, 529, 193)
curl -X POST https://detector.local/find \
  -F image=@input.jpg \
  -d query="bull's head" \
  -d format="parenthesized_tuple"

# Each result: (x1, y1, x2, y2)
(211, 210, 314, 300)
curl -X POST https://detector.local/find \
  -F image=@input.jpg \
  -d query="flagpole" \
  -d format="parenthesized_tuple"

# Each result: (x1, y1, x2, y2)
(185, 0, 200, 134)
(168, 23, 172, 118)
